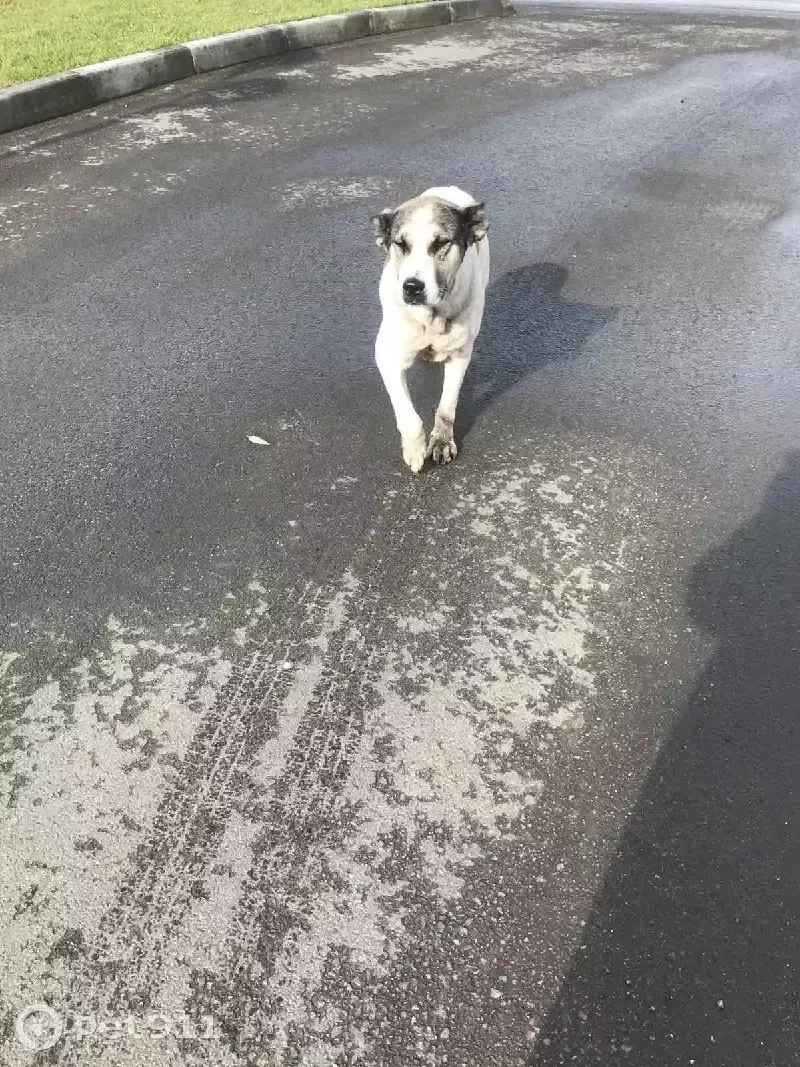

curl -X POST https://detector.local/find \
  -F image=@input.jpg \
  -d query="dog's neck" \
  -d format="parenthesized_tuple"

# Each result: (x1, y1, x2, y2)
(404, 305, 452, 333)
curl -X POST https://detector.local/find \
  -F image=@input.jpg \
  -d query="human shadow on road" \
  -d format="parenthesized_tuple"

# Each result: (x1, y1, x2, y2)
(529, 451, 800, 1065)
(454, 262, 616, 443)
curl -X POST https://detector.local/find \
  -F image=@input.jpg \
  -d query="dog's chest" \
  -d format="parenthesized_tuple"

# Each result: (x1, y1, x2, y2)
(419, 344, 448, 363)
(413, 314, 469, 362)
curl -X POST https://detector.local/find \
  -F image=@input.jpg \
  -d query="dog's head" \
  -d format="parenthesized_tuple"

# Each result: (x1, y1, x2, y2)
(371, 194, 487, 309)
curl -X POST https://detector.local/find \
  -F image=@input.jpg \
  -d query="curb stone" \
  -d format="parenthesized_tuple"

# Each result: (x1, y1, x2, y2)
(369, 1, 453, 30)
(80, 47, 196, 104)
(190, 26, 290, 75)
(284, 9, 373, 47)
(0, 72, 93, 133)
(0, 0, 513, 137)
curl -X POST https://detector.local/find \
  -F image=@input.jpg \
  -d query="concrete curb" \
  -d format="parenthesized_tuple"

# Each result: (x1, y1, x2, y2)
(285, 9, 373, 48)
(190, 26, 290, 75)
(0, 73, 94, 133)
(80, 47, 196, 104)
(0, 0, 513, 137)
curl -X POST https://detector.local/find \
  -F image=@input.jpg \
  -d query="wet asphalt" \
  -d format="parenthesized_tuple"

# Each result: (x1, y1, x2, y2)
(2, 7, 800, 1066)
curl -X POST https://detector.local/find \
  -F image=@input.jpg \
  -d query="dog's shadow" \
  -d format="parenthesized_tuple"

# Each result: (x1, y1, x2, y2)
(454, 262, 617, 442)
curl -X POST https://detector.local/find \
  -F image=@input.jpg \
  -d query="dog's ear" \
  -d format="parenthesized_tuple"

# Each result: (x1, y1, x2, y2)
(371, 209, 395, 250)
(462, 201, 488, 245)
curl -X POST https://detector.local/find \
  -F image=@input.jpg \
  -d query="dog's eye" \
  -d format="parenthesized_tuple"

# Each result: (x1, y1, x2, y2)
(393, 238, 409, 254)
(431, 239, 452, 256)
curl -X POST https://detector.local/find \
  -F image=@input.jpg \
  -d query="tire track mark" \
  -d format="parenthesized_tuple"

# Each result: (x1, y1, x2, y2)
(187, 449, 633, 1065)
(4, 442, 652, 1067)
(195, 496, 430, 1060)
(36, 491, 415, 1066)
(54, 581, 341, 1025)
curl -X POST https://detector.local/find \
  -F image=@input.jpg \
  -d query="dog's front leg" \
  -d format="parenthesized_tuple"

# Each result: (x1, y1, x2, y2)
(427, 345, 473, 465)
(376, 340, 426, 473)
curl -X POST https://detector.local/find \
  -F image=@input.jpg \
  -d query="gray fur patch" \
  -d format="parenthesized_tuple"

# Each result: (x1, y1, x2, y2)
(389, 195, 485, 253)
(371, 208, 395, 249)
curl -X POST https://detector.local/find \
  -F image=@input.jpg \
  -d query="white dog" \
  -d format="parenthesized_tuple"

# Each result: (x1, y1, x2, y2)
(372, 186, 489, 472)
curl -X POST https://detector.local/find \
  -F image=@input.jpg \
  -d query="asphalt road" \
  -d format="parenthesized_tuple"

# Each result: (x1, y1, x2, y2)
(3, 8, 800, 1065)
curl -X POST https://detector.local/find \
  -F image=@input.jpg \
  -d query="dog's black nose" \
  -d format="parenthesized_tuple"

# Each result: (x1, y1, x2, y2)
(402, 277, 425, 303)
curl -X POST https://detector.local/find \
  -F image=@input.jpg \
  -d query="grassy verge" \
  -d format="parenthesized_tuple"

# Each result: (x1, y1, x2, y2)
(0, 0, 416, 87)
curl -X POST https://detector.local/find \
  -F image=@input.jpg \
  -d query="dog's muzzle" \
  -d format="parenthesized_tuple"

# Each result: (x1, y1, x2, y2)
(402, 277, 426, 305)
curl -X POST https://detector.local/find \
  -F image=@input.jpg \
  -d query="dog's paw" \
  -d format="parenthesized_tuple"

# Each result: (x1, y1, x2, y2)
(426, 430, 457, 466)
(401, 431, 427, 473)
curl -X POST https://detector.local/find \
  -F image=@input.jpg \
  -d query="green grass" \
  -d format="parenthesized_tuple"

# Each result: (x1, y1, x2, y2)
(0, 0, 415, 87)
